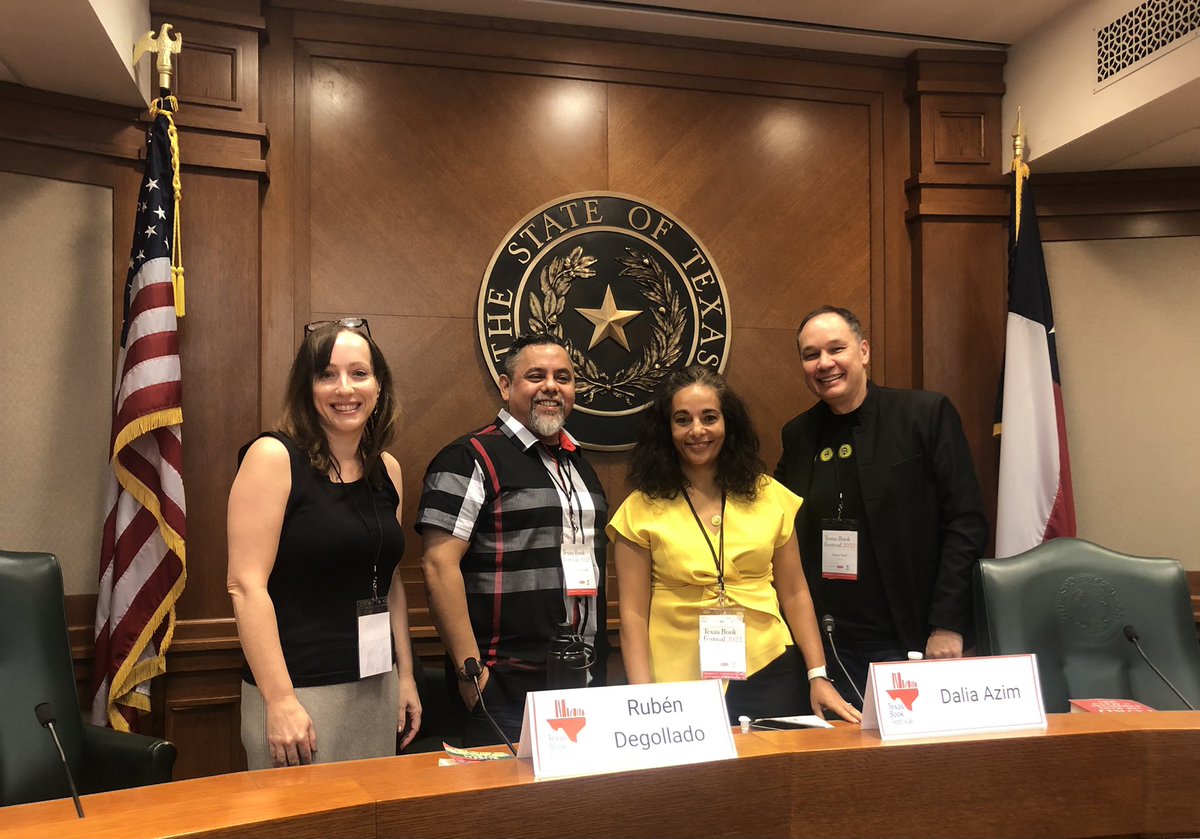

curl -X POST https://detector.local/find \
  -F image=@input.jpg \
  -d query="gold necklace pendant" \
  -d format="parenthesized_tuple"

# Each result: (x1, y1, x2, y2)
(710, 514, 722, 527)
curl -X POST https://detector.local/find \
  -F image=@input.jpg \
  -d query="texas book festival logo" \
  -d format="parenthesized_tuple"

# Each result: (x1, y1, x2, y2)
(544, 697, 588, 749)
(886, 671, 920, 726)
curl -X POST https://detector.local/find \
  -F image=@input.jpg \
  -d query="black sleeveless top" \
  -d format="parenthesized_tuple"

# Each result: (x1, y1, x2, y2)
(240, 432, 404, 687)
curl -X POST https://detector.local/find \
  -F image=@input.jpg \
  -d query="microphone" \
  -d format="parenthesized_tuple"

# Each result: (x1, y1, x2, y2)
(34, 703, 85, 818)
(821, 615, 865, 707)
(1122, 625, 1196, 711)
(463, 658, 517, 755)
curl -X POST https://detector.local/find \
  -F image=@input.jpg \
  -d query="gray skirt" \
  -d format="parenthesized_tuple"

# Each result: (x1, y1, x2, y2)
(240, 668, 399, 770)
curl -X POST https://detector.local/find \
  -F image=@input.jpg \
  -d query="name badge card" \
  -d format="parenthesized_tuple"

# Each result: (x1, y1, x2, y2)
(517, 680, 736, 780)
(861, 654, 1046, 741)
(560, 543, 598, 597)
(698, 609, 747, 680)
(821, 526, 858, 580)
(356, 597, 391, 679)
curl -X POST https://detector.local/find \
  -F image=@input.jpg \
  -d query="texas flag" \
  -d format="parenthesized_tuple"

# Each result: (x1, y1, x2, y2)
(994, 158, 1076, 557)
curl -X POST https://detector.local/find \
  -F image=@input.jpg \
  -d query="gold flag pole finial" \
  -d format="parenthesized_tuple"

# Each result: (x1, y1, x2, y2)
(1011, 108, 1029, 240)
(135, 24, 183, 92)
(134, 24, 187, 317)
(1012, 107, 1025, 164)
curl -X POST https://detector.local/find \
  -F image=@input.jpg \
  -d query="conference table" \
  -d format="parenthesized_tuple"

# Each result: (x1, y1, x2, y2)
(3, 713, 1199, 838)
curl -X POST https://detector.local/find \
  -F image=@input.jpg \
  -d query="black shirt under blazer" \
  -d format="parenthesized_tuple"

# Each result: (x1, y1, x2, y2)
(774, 383, 989, 653)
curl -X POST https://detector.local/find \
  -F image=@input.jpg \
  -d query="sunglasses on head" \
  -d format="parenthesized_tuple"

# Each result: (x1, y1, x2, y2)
(304, 317, 371, 339)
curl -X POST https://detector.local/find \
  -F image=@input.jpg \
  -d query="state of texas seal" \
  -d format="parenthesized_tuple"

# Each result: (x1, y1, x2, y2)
(478, 193, 731, 450)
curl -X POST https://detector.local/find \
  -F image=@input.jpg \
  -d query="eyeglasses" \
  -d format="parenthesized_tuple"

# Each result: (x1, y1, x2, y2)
(305, 317, 371, 339)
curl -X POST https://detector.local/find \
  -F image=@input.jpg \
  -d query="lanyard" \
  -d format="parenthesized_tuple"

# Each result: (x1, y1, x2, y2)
(815, 438, 848, 521)
(343, 468, 384, 599)
(543, 446, 582, 543)
(683, 488, 727, 600)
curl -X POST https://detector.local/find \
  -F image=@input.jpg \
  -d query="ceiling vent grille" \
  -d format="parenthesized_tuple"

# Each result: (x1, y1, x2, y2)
(1096, 0, 1199, 84)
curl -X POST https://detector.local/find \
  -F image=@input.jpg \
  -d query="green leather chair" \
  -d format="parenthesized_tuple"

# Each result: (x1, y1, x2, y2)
(974, 538, 1200, 713)
(0, 549, 177, 807)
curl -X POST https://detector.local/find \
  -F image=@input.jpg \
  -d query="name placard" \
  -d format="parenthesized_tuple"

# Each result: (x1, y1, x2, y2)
(517, 679, 736, 779)
(861, 654, 1046, 740)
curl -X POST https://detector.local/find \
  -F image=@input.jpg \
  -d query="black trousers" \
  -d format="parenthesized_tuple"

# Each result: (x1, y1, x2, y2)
(723, 646, 807, 723)
(458, 665, 542, 748)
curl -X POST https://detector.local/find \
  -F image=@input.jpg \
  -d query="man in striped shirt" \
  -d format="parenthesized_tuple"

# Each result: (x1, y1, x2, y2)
(417, 334, 608, 746)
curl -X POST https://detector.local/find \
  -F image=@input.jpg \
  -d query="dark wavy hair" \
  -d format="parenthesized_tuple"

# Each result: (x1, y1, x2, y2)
(277, 322, 399, 481)
(626, 365, 765, 501)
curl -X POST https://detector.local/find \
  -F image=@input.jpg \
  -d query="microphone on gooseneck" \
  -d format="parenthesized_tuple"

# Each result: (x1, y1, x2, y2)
(35, 702, 85, 818)
(1122, 625, 1196, 711)
(821, 615, 865, 707)
(463, 658, 517, 755)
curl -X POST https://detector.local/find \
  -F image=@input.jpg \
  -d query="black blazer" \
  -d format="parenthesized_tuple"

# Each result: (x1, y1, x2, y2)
(774, 383, 989, 652)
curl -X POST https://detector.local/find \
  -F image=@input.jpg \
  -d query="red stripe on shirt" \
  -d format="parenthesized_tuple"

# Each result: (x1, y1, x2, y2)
(469, 433, 505, 664)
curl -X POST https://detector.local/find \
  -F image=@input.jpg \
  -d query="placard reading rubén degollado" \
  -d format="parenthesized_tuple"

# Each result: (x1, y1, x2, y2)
(517, 679, 736, 779)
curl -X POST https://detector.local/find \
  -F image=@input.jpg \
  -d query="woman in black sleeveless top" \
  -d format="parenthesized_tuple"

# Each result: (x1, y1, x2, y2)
(227, 320, 421, 769)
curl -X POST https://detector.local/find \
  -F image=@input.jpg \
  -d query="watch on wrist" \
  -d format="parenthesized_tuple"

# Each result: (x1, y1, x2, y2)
(807, 665, 829, 682)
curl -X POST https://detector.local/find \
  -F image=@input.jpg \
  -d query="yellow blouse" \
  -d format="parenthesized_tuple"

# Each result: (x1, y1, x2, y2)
(606, 477, 803, 683)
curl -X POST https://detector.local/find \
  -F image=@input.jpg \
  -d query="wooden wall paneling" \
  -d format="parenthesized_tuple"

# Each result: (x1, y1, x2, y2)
(162, 650, 248, 778)
(1033, 167, 1200, 241)
(260, 5, 298, 423)
(258, 0, 914, 760)
(0, 83, 146, 164)
(879, 77, 916, 390)
(607, 85, 874, 330)
(304, 60, 610, 320)
(172, 169, 262, 624)
(281, 0, 905, 90)
(151, 3, 265, 126)
(905, 50, 1008, 538)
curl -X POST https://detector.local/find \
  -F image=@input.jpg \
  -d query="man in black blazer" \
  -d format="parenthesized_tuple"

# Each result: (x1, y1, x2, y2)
(774, 306, 988, 707)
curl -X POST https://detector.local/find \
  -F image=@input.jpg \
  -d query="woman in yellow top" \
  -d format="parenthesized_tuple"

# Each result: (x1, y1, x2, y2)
(608, 366, 860, 723)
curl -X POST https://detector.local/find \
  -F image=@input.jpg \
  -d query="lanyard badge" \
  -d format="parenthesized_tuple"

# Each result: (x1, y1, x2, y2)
(561, 543, 598, 597)
(684, 488, 747, 680)
(356, 597, 391, 678)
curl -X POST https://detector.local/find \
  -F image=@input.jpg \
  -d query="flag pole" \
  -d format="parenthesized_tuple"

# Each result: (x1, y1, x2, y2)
(1011, 108, 1027, 240)
(134, 25, 186, 316)
(92, 24, 189, 732)
(994, 109, 1078, 557)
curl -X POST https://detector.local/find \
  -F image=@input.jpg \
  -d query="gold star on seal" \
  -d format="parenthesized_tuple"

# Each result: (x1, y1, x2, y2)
(575, 286, 642, 351)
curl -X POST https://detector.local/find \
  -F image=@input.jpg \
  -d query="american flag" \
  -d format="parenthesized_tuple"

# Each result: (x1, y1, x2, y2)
(91, 99, 187, 731)
(993, 155, 1076, 558)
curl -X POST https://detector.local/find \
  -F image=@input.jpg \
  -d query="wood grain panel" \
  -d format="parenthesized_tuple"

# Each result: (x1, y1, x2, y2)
(375, 754, 794, 839)
(906, 50, 1007, 543)
(721, 326, 823, 474)
(154, 13, 261, 126)
(6, 715, 1200, 838)
(366, 314, 507, 538)
(911, 219, 1006, 539)
(175, 170, 260, 622)
(0, 776, 376, 839)
(785, 725, 1137, 838)
(933, 110, 988, 164)
(608, 86, 873, 332)
(307, 59, 608, 320)
(177, 43, 239, 109)
(165, 696, 244, 779)
(1033, 166, 1200, 242)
